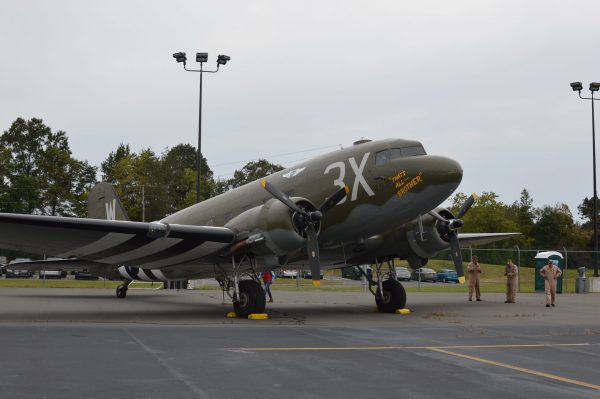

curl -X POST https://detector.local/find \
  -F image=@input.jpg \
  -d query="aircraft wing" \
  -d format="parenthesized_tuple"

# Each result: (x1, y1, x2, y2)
(4, 258, 95, 271)
(458, 232, 521, 247)
(0, 213, 235, 268)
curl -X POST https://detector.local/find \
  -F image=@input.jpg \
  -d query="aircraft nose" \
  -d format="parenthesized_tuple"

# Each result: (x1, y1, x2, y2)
(435, 156, 463, 186)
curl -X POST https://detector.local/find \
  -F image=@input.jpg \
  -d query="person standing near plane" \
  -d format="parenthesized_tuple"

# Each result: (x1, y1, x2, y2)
(539, 260, 562, 307)
(467, 255, 482, 301)
(261, 270, 274, 303)
(504, 259, 519, 303)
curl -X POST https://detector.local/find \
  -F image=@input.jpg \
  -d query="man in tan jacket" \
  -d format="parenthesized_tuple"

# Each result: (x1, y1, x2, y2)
(504, 260, 519, 303)
(539, 260, 562, 307)
(467, 255, 482, 301)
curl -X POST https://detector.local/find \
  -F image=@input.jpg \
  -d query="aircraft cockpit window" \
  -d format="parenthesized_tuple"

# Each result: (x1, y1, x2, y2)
(376, 145, 426, 165)
(401, 145, 426, 157)
(375, 150, 390, 165)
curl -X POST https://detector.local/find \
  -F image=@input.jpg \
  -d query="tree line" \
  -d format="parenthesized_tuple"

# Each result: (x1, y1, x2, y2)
(1, 117, 599, 260)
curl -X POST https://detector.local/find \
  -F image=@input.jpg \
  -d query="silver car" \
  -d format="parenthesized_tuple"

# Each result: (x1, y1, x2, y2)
(395, 267, 411, 281)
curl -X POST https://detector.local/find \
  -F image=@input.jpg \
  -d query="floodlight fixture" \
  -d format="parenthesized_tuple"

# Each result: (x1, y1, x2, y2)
(196, 52, 208, 63)
(172, 50, 230, 204)
(570, 82, 583, 92)
(590, 82, 600, 92)
(173, 52, 187, 63)
(217, 54, 231, 65)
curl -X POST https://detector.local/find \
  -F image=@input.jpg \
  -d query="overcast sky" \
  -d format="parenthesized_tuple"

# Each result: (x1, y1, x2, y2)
(1, 0, 600, 219)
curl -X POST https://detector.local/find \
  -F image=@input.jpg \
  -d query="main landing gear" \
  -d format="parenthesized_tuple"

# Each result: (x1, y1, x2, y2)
(116, 281, 131, 298)
(217, 255, 266, 318)
(358, 258, 407, 313)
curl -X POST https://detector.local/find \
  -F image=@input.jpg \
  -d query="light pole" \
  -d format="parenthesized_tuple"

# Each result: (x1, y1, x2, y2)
(571, 81, 600, 277)
(173, 52, 230, 203)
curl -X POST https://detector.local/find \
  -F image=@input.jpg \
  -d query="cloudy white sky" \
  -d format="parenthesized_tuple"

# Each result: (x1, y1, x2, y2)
(1, 1, 600, 219)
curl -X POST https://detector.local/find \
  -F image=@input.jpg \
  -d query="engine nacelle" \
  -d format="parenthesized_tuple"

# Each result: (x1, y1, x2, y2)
(225, 197, 317, 256)
(405, 208, 455, 261)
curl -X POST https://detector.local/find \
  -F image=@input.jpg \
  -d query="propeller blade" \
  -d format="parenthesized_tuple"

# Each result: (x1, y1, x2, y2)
(318, 185, 350, 213)
(456, 193, 478, 219)
(306, 227, 321, 287)
(260, 179, 305, 215)
(449, 233, 465, 283)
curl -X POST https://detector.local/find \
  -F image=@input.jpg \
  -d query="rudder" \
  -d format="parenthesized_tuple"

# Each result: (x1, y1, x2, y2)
(87, 182, 130, 221)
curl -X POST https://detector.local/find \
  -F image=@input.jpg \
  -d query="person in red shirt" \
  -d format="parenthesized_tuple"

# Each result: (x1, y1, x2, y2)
(261, 271, 274, 302)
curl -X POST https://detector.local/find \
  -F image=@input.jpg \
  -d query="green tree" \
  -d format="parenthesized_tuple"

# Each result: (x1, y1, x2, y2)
(509, 188, 536, 247)
(531, 203, 586, 249)
(101, 143, 131, 184)
(0, 117, 97, 216)
(99, 144, 216, 221)
(450, 191, 519, 234)
(216, 159, 285, 194)
(577, 196, 600, 229)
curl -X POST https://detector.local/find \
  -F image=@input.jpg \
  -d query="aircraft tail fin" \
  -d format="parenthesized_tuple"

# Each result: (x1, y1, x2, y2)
(87, 182, 130, 221)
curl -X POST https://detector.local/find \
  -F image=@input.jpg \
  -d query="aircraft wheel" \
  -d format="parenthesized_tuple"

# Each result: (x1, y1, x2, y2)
(375, 279, 406, 313)
(233, 280, 266, 317)
(116, 284, 128, 298)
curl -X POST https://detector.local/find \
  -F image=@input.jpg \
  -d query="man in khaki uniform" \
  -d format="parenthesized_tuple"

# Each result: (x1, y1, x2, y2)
(467, 255, 482, 301)
(504, 260, 519, 303)
(539, 260, 562, 307)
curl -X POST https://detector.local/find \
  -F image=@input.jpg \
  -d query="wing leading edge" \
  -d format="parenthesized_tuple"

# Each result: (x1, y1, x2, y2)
(0, 213, 235, 268)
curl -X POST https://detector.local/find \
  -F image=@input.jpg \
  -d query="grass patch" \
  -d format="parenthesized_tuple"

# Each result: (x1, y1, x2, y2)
(0, 279, 121, 289)
(0, 259, 582, 294)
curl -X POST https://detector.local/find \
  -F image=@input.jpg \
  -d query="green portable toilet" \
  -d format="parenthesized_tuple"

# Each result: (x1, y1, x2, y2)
(534, 251, 564, 293)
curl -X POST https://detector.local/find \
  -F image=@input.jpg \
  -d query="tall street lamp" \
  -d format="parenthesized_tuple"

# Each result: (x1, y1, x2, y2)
(173, 52, 230, 203)
(571, 81, 600, 277)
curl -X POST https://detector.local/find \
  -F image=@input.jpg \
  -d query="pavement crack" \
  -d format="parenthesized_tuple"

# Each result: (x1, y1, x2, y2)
(123, 328, 212, 399)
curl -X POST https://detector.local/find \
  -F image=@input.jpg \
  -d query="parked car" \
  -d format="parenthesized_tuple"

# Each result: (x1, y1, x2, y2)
(39, 270, 63, 279)
(395, 267, 411, 281)
(74, 270, 99, 280)
(277, 269, 298, 278)
(436, 268, 459, 283)
(302, 270, 324, 280)
(341, 265, 372, 280)
(5, 258, 34, 278)
(411, 267, 437, 282)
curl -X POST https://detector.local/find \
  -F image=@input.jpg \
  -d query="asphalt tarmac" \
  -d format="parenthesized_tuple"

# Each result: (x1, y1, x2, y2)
(0, 287, 599, 399)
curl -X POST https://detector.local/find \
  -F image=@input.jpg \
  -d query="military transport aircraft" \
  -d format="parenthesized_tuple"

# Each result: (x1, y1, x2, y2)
(0, 138, 518, 317)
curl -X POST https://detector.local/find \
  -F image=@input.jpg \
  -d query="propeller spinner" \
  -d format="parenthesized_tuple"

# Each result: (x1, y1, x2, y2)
(428, 193, 478, 283)
(260, 179, 349, 286)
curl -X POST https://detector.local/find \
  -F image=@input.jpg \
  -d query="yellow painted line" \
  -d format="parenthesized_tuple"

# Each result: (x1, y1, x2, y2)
(233, 343, 589, 352)
(427, 347, 600, 391)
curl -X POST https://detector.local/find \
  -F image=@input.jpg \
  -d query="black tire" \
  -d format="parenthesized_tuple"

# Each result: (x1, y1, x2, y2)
(233, 280, 266, 317)
(375, 279, 407, 313)
(116, 285, 127, 298)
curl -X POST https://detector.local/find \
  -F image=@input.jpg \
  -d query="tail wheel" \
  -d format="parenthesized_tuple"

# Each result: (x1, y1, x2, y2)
(233, 280, 266, 318)
(375, 279, 407, 313)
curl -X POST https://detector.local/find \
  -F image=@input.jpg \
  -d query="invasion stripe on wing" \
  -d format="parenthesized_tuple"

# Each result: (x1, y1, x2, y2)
(97, 237, 183, 264)
(85, 235, 157, 260)
(58, 233, 135, 258)
(128, 241, 229, 268)
(115, 238, 207, 266)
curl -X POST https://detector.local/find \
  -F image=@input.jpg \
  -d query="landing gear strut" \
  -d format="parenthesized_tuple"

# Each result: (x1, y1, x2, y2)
(358, 258, 407, 313)
(217, 255, 266, 318)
